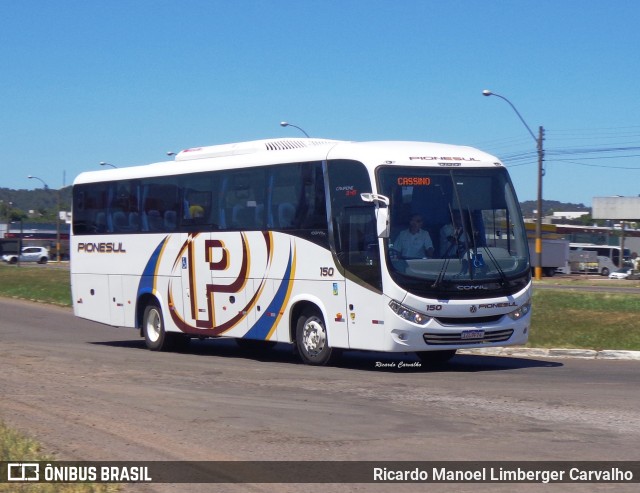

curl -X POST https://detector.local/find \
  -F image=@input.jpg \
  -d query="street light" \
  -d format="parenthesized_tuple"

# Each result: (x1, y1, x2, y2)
(279, 121, 310, 138)
(28, 175, 61, 263)
(482, 89, 545, 281)
(27, 175, 49, 190)
(99, 161, 118, 168)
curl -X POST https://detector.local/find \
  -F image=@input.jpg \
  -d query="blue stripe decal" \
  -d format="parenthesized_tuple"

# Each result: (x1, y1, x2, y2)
(244, 247, 293, 340)
(136, 237, 167, 299)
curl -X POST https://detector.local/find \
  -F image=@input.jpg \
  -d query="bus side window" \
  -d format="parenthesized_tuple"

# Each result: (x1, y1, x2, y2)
(269, 166, 300, 229)
(223, 169, 265, 231)
(181, 172, 217, 230)
(225, 172, 253, 229)
(300, 163, 328, 230)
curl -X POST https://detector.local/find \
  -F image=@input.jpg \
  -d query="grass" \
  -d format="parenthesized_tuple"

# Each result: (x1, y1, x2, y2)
(0, 420, 118, 493)
(529, 289, 640, 350)
(0, 263, 71, 306)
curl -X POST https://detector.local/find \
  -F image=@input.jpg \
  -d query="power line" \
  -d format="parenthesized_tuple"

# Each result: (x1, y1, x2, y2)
(549, 159, 640, 170)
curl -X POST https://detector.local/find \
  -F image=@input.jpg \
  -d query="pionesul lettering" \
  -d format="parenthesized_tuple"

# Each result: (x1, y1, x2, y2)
(409, 156, 479, 161)
(77, 242, 126, 253)
(478, 302, 517, 309)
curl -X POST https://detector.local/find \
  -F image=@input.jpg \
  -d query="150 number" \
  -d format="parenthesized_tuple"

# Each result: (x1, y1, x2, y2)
(320, 267, 335, 277)
(425, 305, 443, 311)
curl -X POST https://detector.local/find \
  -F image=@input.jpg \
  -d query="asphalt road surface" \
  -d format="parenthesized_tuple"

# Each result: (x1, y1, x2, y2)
(1, 297, 639, 493)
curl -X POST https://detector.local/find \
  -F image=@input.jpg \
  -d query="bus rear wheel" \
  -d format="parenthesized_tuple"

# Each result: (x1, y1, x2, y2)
(295, 310, 334, 366)
(416, 349, 457, 366)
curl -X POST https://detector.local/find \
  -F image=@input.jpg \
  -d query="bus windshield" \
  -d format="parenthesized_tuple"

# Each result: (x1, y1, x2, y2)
(377, 166, 530, 297)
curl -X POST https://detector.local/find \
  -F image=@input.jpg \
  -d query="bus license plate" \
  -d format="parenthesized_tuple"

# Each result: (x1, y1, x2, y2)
(461, 329, 484, 340)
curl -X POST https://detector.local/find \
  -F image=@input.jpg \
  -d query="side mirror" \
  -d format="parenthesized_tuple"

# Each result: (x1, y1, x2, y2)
(360, 193, 390, 238)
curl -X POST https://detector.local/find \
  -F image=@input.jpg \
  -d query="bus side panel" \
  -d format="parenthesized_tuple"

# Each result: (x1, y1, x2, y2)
(72, 273, 111, 325)
(122, 274, 142, 328)
(245, 278, 276, 341)
(284, 285, 349, 349)
(161, 231, 293, 340)
(344, 279, 386, 351)
(108, 275, 125, 326)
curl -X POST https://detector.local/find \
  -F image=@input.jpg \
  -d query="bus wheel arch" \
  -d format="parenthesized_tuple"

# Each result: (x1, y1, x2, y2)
(291, 302, 335, 366)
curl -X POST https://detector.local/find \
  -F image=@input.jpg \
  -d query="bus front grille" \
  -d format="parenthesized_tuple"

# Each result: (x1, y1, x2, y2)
(423, 328, 514, 345)
(435, 315, 504, 325)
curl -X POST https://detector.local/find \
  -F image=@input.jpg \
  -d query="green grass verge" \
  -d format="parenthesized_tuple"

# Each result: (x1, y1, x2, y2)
(528, 289, 640, 350)
(0, 263, 71, 306)
(0, 420, 118, 493)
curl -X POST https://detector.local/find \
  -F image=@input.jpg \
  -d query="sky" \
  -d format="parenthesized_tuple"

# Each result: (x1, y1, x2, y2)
(2, 0, 640, 206)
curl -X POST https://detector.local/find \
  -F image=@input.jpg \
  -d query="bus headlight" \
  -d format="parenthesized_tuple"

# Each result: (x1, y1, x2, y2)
(507, 300, 531, 320)
(388, 300, 431, 326)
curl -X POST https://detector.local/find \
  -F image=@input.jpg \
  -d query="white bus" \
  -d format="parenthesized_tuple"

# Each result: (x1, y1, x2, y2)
(71, 138, 532, 365)
(569, 243, 631, 276)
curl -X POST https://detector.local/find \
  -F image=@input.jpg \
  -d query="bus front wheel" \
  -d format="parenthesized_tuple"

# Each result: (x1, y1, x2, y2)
(295, 310, 334, 366)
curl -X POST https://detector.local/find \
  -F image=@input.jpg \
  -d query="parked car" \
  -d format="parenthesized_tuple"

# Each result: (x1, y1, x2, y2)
(2, 246, 49, 264)
(608, 266, 633, 279)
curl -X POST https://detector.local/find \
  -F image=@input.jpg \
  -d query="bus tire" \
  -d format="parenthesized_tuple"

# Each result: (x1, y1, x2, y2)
(142, 302, 170, 351)
(601, 267, 610, 276)
(295, 309, 333, 366)
(416, 349, 457, 366)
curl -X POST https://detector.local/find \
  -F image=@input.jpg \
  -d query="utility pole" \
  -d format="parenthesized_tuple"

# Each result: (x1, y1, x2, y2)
(482, 90, 546, 281)
(534, 126, 545, 281)
(620, 221, 625, 268)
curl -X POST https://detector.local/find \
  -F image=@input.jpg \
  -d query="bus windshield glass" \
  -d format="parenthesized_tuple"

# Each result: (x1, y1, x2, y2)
(377, 166, 530, 296)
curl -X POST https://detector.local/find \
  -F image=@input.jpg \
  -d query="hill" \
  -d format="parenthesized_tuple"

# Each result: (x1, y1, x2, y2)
(0, 187, 72, 222)
(519, 200, 590, 218)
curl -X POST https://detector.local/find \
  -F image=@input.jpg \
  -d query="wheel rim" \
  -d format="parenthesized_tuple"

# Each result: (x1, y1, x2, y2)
(301, 317, 326, 357)
(146, 308, 162, 343)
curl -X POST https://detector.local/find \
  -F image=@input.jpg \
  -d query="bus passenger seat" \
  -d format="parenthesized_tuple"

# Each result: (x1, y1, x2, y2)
(232, 205, 255, 229)
(94, 212, 107, 233)
(164, 210, 177, 230)
(278, 202, 295, 228)
(147, 210, 163, 231)
(112, 211, 128, 232)
(129, 212, 140, 231)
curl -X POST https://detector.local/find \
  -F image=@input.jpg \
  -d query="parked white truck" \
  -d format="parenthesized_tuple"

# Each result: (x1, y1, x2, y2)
(528, 239, 570, 276)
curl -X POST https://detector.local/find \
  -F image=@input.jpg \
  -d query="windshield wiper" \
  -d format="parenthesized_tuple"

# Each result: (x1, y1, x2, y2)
(482, 245, 508, 286)
(431, 257, 451, 288)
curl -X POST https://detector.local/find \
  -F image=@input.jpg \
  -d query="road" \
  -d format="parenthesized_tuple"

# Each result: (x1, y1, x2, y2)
(0, 297, 639, 492)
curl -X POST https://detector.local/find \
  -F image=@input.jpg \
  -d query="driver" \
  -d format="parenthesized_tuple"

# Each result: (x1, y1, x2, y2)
(392, 213, 434, 259)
